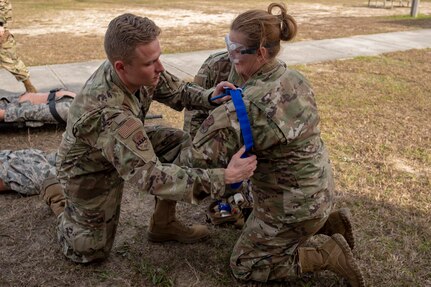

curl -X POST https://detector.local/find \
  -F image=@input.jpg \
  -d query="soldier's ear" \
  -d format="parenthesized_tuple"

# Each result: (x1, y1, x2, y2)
(256, 47, 268, 62)
(114, 60, 126, 74)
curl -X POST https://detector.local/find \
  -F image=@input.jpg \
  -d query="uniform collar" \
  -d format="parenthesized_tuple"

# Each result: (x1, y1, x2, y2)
(105, 61, 143, 116)
(229, 59, 284, 88)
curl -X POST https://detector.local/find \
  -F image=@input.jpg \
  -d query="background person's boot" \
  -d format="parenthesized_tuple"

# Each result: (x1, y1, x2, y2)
(22, 79, 37, 93)
(40, 175, 65, 216)
(147, 198, 209, 243)
(298, 233, 365, 287)
(317, 208, 355, 249)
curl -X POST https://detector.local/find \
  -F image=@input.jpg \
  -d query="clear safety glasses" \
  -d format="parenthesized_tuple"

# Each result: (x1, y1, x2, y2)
(224, 34, 258, 56)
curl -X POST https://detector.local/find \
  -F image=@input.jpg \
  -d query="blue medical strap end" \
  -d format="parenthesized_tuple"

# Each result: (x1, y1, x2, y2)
(228, 88, 254, 189)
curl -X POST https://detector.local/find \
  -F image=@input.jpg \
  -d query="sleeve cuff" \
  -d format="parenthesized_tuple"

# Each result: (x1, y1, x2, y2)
(206, 88, 221, 107)
(208, 168, 226, 198)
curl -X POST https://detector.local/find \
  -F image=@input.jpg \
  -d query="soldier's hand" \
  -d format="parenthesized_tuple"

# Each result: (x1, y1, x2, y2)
(210, 81, 236, 104)
(0, 26, 5, 37)
(224, 146, 257, 184)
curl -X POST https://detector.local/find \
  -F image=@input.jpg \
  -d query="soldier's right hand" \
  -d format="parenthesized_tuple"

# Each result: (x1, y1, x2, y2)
(224, 146, 257, 184)
(0, 26, 5, 37)
(211, 81, 236, 104)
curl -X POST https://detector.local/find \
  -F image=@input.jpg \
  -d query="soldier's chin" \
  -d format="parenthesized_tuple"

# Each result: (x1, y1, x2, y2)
(152, 76, 160, 86)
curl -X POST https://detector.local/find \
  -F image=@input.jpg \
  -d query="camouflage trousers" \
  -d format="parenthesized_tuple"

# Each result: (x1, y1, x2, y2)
(57, 125, 192, 263)
(0, 32, 29, 81)
(1, 94, 73, 127)
(230, 212, 327, 282)
(0, 149, 56, 195)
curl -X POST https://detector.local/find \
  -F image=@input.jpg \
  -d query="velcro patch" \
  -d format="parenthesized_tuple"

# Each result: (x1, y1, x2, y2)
(118, 118, 141, 139)
(114, 113, 128, 125)
(199, 115, 215, 134)
(133, 131, 148, 151)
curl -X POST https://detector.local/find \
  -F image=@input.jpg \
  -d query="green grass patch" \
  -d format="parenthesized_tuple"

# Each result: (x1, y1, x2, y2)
(134, 259, 174, 287)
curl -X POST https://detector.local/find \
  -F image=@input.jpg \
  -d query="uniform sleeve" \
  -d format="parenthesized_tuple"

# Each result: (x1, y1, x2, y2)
(179, 104, 241, 170)
(180, 99, 283, 169)
(74, 108, 226, 204)
(153, 70, 216, 112)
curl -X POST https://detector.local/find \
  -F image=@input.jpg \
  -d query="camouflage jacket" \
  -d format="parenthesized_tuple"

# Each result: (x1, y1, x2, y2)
(57, 60, 225, 204)
(194, 51, 232, 88)
(180, 56, 334, 224)
(183, 52, 232, 136)
(0, 0, 12, 28)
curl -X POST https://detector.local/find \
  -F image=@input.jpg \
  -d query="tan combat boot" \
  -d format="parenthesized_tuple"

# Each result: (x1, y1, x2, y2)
(298, 233, 365, 287)
(147, 198, 210, 243)
(317, 208, 355, 249)
(40, 174, 65, 216)
(22, 79, 37, 93)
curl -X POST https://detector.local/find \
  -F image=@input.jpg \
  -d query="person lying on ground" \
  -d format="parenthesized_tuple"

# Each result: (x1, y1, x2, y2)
(0, 149, 55, 196)
(0, 89, 76, 127)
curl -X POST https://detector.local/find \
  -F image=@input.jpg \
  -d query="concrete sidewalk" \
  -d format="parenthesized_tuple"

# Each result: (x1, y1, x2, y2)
(1, 29, 431, 96)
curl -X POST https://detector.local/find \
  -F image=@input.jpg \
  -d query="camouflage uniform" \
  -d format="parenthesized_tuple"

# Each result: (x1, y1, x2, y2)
(183, 51, 232, 137)
(56, 60, 225, 263)
(0, 0, 30, 82)
(0, 149, 56, 195)
(0, 93, 74, 127)
(179, 55, 335, 282)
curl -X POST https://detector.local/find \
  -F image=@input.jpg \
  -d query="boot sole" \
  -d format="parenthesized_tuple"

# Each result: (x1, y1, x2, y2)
(338, 208, 355, 250)
(146, 231, 210, 244)
(331, 233, 365, 287)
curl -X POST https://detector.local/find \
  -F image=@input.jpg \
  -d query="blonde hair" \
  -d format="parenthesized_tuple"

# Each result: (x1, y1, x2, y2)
(230, 2, 297, 58)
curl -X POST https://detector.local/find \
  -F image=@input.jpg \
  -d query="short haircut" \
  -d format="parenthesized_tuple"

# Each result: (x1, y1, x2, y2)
(104, 13, 161, 64)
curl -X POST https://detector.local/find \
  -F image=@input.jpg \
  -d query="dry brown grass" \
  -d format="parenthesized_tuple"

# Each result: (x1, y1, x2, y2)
(8, 0, 431, 65)
(296, 49, 431, 285)
(1, 1, 431, 286)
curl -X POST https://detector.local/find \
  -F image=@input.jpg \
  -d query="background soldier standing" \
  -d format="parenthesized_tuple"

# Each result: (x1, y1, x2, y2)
(0, 0, 37, 93)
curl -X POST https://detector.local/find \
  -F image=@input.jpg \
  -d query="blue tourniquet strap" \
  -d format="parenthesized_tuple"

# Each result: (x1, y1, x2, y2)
(228, 89, 254, 189)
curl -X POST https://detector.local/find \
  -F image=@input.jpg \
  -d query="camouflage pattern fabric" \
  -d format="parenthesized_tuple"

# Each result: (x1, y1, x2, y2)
(0, 0, 12, 29)
(0, 149, 56, 195)
(178, 58, 335, 282)
(0, 0, 29, 82)
(56, 60, 225, 263)
(183, 51, 232, 138)
(230, 213, 327, 281)
(2, 94, 74, 127)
